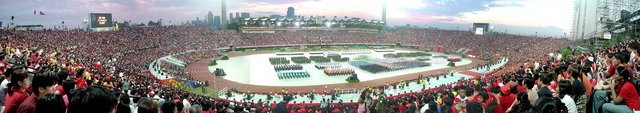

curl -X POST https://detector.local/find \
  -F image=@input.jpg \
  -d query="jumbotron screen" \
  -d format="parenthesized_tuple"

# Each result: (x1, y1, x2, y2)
(475, 27, 484, 35)
(90, 13, 113, 28)
(472, 23, 489, 35)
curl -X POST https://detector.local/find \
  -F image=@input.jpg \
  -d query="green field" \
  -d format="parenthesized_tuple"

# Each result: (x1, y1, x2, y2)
(184, 87, 219, 98)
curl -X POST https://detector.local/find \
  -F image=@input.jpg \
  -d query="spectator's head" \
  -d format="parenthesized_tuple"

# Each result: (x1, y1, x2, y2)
(457, 86, 466, 98)
(120, 94, 131, 105)
(523, 77, 534, 90)
(443, 97, 453, 106)
(67, 86, 118, 113)
(3, 64, 16, 80)
(614, 66, 631, 83)
(539, 72, 553, 86)
(535, 97, 568, 113)
(556, 80, 572, 97)
(8, 68, 29, 95)
(568, 69, 580, 80)
(190, 104, 203, 113)
(57, 70, 69, 84)
(490, 86, 500, 95)
(138, 98, 159, 113)
(75, 68, 85, 78)
(63, 80, 76, 96)
(161, 101, 177, 113)
(627, 42, 639, 54)
(32, 71, 58, 97)
(477, 92, 489, 103)
(283, 95, 292, 103)
(36, 94, 65, 113)
(466, 102, 483, 113)
(176, 101, 184, 112)
(613, 51, 630, 65)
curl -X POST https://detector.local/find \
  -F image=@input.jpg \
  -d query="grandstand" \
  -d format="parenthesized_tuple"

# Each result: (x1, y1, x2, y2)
(4, 0, 639, 113)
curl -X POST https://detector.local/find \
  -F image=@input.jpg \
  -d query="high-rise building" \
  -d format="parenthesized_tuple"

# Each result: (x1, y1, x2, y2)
(382, 0, 387, 25)
(229, 13, 234, 23)
(572, 0, 598, 40)
(214, 16, 221, 29)
(270, 15, 284, 18)
(241, 12, 250, 18)
(207, 11, 214, 26)
(221, 0, 227, 30)
(287, 7, 295, 18)
(236, 12, 240, 19)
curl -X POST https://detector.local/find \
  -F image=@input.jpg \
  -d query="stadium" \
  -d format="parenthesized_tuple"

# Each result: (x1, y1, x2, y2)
(0, 0, 639, 113)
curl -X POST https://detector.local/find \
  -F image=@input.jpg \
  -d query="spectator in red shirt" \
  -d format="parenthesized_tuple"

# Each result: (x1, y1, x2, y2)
(300, 107, 306, 113)
(602, 66, 640, 113)
(4, 68, 30, 113)
(202, 101, 212, 113)
(55, 70, 70, 96)
(35, 94, 65, 113)
(499, 86, 516, 111)
(67, 86, 118, 113)
(17, 71, 59, 113)
(73, 68, 88, 89)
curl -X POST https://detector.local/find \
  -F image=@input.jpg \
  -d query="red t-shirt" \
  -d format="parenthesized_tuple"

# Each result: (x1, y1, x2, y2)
(74, 78, 88, 89)
(608, 65, 615, 77)
(56, 85, 65, 96)
(516, 86, 527, 93)
(300, 108, 306, 113)
(399, 104, 406, 113)
(499, 94, 516, 111)
(4, 88, 29, 113)
(619, 82, 640, 110)
(17, 95, 37, 113)
(493, 104, 505, 113)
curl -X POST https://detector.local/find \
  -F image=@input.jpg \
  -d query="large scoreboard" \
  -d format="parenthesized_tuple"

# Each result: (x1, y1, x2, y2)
(88, 13, 114, 32)
(90, 13, 113, 28)
(473, 23, 489, 35)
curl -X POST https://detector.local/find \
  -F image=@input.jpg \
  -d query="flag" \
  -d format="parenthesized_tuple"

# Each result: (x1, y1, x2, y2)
(39, 11, 45, 15)
(33, 10, 36, 15)
(11, 16, 14, 20)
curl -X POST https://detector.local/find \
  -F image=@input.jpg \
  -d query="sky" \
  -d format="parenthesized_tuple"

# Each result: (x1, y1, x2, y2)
(0, 0, 574, 37)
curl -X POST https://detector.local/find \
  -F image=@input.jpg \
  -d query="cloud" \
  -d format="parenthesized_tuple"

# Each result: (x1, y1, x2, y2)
(444, 0, 573, 36)
(0, 0, 573, 36)
(485, 1, 523, 7)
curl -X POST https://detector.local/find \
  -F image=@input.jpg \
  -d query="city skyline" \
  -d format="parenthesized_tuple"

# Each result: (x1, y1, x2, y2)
(0, 0, 573, 36)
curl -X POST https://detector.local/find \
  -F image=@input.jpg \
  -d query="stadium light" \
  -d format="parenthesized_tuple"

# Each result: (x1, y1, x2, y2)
(295, 22, 301, 27)
(277, 22, 282, 27)
(325, 22, 331, 28)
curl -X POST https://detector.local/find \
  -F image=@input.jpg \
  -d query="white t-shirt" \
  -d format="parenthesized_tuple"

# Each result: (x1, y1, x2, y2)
(0, 79, 9, 90)
(183, 99, 191, 112)
(420, 103, 429, 113)
(560, 95, 577, 113)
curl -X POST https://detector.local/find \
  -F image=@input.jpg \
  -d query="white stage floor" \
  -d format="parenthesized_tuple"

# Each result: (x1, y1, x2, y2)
(208, 50, 472, 86)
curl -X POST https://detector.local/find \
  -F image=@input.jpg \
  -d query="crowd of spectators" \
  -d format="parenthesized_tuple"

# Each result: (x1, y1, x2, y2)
(0, 26, 613, 113)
